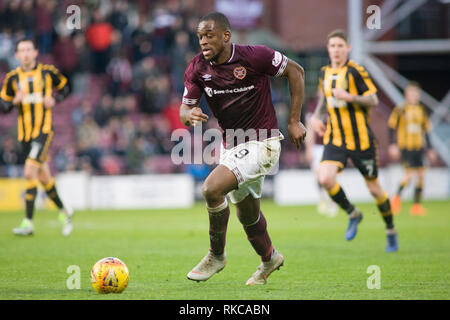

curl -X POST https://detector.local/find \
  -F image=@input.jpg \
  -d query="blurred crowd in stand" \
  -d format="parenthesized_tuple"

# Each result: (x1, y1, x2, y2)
(0, 0, 334, 179)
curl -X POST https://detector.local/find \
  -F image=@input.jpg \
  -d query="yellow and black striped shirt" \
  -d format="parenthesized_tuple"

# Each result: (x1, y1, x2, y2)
(318, 60, 378, 151)
(0, 63, 67, 142)
(388, 103, 431, 150)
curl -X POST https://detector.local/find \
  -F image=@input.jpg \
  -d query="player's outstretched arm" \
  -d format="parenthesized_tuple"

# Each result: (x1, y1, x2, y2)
(281, 58, 306, 149)
(43, 83, 71, 109)
(41, 65, 71, 107)
(332, 87, 378, 108)
(54, 84, 71, 103)
(311, 89, 327, 136)
(305, 119, 316, 164)
(179, 103, 209, 127)
(351, 92, 378, 108)
(0, 89, 24, 114)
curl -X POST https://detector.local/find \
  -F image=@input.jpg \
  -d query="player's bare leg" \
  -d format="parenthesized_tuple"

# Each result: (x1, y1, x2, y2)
(411, 168, 427, 216)
(365, 178, 398, 252)
(392, 168, 414, 214)
(236, 194, 284, 285)
(38, 162, 74, 236)
(313, 168, 326, 215)
(187, 165, 238, 282)
(319, 162, 362, 240)
(312, 164, 337, 217)
(13, 159, 40, 236)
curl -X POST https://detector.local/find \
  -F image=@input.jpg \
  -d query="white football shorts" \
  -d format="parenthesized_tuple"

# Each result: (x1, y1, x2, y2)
(219, 134, 283, 204)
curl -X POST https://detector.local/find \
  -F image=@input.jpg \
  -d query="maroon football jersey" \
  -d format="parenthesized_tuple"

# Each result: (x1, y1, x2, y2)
(183, 44, 288, 147)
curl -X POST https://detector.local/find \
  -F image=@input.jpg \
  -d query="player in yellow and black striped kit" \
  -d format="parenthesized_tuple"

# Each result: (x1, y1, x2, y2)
(0, 39, 73, 236)
(388, 82, 436, 216)
(311, 30, 397, 252)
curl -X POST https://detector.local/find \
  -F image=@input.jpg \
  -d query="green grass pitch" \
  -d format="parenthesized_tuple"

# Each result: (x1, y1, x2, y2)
(0, 200, 449, 300)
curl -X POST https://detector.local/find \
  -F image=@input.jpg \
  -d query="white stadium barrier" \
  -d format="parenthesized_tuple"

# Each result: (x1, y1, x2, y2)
(274, 166, 449, 205)
(56, 173, 195, 210)
(51, 168, 449, 210)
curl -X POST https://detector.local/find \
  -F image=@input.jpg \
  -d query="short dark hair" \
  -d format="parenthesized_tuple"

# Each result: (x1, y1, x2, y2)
(15, 38, 36, 51)
(199, 12, 231, 31)
(327, 29, 348, 43)
(406, 81, 421, 90)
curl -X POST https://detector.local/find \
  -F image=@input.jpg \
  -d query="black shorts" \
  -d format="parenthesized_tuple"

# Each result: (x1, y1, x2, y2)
(321, 143, 379, 180)
(20, 132, 53, 165)
(401, 149, 425, 168)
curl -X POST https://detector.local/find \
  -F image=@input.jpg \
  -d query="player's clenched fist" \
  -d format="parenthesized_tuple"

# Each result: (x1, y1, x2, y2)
(43, 96, 56, 109)
(288, 121, 307, 149)
(12, 89, 25, 105)
(189, 107, 209, 126)
(332, 87, 353, 102)
(311, 116, 326, 137)
(180, 104, 209, 127)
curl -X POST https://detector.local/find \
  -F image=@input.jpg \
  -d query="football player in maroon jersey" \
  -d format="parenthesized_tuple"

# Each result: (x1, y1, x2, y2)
(180, 12, 306, 285)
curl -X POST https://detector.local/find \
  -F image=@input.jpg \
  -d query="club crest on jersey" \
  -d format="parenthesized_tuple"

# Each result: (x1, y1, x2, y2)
(204, 87, 213, 97)
(272, 51, 282, 67)
(233, 66, 247, 80)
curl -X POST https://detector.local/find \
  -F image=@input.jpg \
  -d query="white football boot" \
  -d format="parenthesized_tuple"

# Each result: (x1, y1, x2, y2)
(59, 205, 74, 237)
(326, 199, 339, 218)
(13, 218, 34, 236)
(246, 250, 284, 285)
(187, 251, 226, 282)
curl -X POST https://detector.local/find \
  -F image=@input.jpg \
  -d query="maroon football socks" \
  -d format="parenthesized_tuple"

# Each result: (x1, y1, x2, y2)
(243, 211, 273, 262)
(207, 199, 230, 256)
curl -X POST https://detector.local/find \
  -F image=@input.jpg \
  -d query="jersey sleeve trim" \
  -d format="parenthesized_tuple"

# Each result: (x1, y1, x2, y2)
(388, 106, 400, 129)
(275, 54, 288, 77)
(182, 97, 199, 105)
